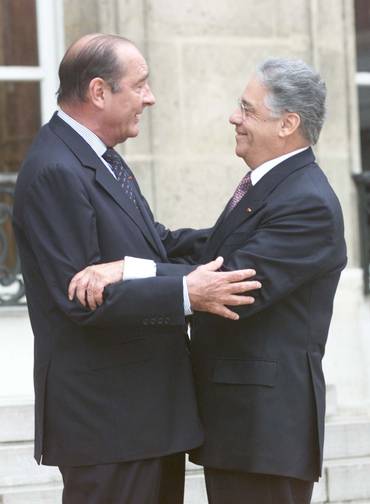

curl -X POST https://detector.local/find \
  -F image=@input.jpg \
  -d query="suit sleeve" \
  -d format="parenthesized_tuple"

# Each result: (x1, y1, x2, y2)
(138, 192, 211, 263)
(220, 193, 347, 319)
(21, 165, 185, 327)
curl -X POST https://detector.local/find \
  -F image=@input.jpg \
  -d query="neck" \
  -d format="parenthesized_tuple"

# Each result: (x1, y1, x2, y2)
(60, 103, 112, 146)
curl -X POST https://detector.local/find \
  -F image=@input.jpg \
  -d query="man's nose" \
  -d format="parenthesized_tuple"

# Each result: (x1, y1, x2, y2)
(143, 84, 156, 106)
(229, 108, 242, 125)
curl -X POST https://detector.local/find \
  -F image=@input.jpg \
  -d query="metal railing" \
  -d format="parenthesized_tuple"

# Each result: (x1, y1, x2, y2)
(0, 181, 25, 305)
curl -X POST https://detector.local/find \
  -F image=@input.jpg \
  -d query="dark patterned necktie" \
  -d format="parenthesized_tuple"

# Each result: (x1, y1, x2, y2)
(226, 171, 252, 214)
(102, 148, 138, 207)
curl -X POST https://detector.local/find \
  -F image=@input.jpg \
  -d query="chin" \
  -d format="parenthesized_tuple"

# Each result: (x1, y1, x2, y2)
(128, 126, 140, 138)
(235, 145, 246, 159)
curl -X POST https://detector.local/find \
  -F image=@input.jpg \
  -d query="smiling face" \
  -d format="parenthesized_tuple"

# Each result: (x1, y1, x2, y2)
(101, 44, 155, 146)
(229, 76, 282, 169)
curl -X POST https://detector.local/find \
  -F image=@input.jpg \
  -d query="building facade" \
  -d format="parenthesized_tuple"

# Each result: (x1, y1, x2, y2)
(1, 1, 370, 502)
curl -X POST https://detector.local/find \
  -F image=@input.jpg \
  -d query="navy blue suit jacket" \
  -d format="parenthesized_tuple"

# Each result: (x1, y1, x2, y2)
(190, 148, 347, 482)
(13, 113, 206, 466)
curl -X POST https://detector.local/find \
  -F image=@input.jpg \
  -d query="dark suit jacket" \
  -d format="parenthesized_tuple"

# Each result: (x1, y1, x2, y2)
(189, 148, 347, 482)
(13, 113, 205, 466)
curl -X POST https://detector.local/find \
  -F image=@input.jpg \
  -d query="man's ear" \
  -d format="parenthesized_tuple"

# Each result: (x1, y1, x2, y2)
(278, 112, 301, 138)
(88, 78, 106, 109)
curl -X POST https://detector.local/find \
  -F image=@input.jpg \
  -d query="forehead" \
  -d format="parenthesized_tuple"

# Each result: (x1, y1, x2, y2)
(117, 44, 149, 82)
(241, 75, 268, 105)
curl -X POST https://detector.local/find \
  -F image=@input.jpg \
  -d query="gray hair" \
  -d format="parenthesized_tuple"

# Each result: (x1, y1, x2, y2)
(256, 58, 326, 144)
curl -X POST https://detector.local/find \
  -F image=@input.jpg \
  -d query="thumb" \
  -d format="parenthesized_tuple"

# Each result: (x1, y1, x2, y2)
(202, 256, 224, 272)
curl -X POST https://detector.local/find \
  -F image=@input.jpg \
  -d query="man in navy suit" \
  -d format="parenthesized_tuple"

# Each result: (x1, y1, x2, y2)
(79, 58, 347, 504)
(13, 34, 259, 504)
(188, 59, 347, 503)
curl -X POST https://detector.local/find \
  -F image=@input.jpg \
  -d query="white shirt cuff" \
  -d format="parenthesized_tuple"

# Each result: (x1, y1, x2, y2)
(123, 256, 156, 279)
(183, 276, 193, 316)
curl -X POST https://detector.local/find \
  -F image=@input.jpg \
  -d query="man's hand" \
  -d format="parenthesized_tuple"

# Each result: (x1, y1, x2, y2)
(186, 256, 261, 321)
(68, 260, 124, 310)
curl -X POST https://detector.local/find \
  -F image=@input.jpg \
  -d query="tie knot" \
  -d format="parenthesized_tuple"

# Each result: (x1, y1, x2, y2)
(102, 148, 121, 165)
(240, 171, 252, 190)
(102, 148, 124, 179)
(226, 170, 252, 214)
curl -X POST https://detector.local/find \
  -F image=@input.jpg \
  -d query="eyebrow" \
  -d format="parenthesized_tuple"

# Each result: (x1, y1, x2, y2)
(241, 99, 254, 109)
(139, 70, 150, 81)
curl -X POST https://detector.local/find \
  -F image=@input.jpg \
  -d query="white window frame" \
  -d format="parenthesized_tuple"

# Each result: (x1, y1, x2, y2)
(0, 0, 64, 178)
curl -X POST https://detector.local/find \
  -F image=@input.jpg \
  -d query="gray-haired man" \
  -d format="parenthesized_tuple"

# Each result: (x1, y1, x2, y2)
(189, 58, 347, 504)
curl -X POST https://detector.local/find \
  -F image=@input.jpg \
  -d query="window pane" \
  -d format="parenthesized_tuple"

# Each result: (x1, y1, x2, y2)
(0, 81, 41, 174)
(358, 86, 370, 171)
(355, 0, 370, 72)
(0, 0, 38, 66)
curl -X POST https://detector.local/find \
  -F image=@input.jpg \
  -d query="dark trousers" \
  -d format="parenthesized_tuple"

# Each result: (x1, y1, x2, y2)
(204, 467, 314, 504)
(59, 452, 185, 504)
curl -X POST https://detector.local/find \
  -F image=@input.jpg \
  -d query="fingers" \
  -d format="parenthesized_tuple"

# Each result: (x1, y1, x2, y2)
(75, 275, 89, 307)
(68, 271, 82, 300)
(227, 280, 261, 293)
(86, 281, 104, 311)
(200, 256, 224, 272)
(220, 268, 257, 282)
(213, 305, 240, 321)
(226, 294, 255, 306)
(86, 282, 97, 311)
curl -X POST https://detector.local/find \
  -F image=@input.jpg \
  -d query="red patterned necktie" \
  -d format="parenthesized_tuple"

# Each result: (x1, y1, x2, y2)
(226, 171, 252, 214)
(103, 148, 138, 207)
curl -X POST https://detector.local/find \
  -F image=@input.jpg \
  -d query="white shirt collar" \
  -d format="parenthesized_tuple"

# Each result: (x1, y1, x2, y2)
(57, 109, 107, 158)
(57, 109, 119, 178)
(250, 147, 310, 186)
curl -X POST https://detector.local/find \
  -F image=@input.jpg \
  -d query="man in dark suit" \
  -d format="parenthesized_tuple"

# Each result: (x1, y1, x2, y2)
(12, 34, 259, 504)
(188, 59, 347, 503)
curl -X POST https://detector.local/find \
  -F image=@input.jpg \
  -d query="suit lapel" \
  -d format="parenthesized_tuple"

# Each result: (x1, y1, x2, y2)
(49, 113, 162, 255)
(107, 156, 167, 260)
(204, 148, 315, 257)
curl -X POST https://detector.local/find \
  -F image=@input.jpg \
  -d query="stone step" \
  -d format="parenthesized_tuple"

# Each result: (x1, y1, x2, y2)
(324, 417, 370, 460)
(0, 482, 63, 504)
(0, 443, 61, 488)
(329, 502, 370, 504)
(325, 456, 370, 502)
(0, 398, 34, 443)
